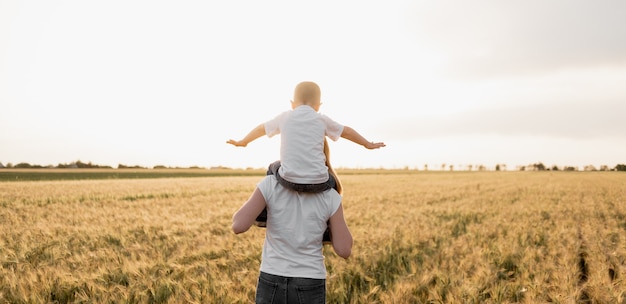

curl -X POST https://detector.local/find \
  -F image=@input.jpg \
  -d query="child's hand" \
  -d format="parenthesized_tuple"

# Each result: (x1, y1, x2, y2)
(364, 141, 386, 150)
(227, 139, 247, 147)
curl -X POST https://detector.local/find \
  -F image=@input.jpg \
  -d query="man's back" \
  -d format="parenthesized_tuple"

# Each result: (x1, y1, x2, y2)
(257, 175, 341, 279)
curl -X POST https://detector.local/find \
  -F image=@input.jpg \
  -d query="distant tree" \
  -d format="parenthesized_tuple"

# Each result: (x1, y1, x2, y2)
(600, 165, 609, 171)
(57, 162, 72, 168)
(564, 166, 577, 171)
(495, 164, 500, 171)
(118, 164, 146, 169)
(584, 165, 597, 171)
(69, 160, 111, 169)
(615, 164, 626, 171)
(210, 166, 231, 170)
(551, 165, 559, 171)
(15, 162, 32, 168)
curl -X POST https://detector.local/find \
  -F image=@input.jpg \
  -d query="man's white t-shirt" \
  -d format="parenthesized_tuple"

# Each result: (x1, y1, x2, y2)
(257, 175, 342, 279)
(264, 105, 344, 184)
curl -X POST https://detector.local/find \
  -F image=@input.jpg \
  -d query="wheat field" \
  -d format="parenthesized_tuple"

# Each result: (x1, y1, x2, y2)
(1, 171, 625, 303)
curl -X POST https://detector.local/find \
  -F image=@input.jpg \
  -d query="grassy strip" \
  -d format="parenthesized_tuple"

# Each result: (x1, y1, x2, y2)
(0, 168, 266, 182)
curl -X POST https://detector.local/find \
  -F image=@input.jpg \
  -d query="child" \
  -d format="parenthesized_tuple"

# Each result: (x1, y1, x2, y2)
(227, 81, 384, 188)
(227, 81, 385, 231)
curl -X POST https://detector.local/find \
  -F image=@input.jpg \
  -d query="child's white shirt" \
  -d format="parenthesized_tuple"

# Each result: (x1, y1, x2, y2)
(264, 105, 344, 184)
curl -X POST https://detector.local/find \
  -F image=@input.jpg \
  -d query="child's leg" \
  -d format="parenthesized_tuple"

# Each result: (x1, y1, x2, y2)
(254, 209, 267, 227)
(254, 161, 281, 226)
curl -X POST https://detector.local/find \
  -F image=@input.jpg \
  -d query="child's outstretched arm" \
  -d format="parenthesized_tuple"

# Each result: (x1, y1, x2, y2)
(340, 126, 386, 149)
(227, 123, 266, 147)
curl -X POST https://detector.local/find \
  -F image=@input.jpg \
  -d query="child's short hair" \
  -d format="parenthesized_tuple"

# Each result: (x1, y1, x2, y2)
(294, 81, 321, 105)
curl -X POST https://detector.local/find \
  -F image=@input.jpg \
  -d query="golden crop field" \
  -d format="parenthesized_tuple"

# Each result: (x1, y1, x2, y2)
(1, 171, 625, 303)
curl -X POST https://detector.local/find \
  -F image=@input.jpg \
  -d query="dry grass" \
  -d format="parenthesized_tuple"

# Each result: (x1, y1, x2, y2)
(1, 172, 625, 303)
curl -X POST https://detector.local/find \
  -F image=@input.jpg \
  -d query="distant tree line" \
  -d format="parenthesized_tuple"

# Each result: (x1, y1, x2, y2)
(518, 162, 626, 172)
(1, 161, 625, 171)
(0, 160, 113, 169)
(424, 162, 626, 172)
(0, 160, 203, 170)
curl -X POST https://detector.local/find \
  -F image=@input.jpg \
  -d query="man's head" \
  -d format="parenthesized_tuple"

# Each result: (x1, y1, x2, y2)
(292, 81, 321, 110)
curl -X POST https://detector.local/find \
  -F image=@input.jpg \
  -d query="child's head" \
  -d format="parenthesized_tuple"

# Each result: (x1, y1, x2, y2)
(292, 81, 321, 110)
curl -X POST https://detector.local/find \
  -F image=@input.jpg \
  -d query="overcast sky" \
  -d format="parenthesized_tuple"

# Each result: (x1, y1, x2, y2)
(1, 0, 625, 170)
